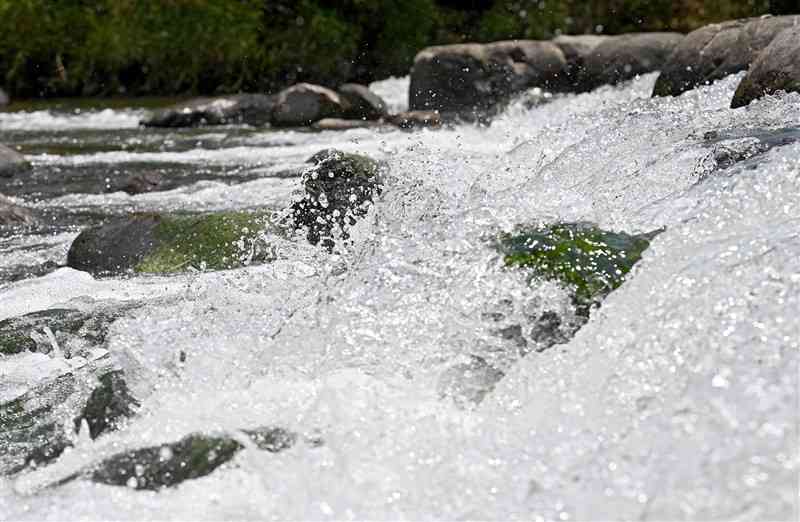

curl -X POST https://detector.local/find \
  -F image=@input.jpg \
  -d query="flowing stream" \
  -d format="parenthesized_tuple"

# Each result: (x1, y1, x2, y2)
(0, 73, 798, 520)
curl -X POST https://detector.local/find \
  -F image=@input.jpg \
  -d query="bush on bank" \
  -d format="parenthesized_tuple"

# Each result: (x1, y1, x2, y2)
(0, 0, 790, 98)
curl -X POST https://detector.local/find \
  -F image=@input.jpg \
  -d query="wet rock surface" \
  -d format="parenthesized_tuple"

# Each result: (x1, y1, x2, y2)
(731, 25, 800, 108)
(0, 144, 32, 178)
(271, 83, 346, 127)
(653, 15, 800, 97)
(338, 83, 388, 120)
(579, 32, 684, 91)
(74, 370, 140, 440)
(386, 110, 442, 130)
(409, 40, 566, 115)
(141, 94, 275, 128)
(0, 194, 36, 226)
(0, 308, 120, 356)
(290, 149, 383, 247)
(67, 212, 276, 275)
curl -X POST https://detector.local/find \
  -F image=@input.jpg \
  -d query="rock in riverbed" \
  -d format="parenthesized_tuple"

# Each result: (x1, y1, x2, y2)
(338, 83, 388, 120)
(67, 212, 276, 275)
(0, 88, 8, 106)
(409, 40, 566, 115)
(497, 222, 659, 315)
(653, 15, 800, 97)
(0, 194, 36, 226)
(271, 83, 346, 127)
(0, 144, 32, 178)
(732, 25, 800, 108)
(290, 149, 383, 247)
(578, 32, 684, 91)
(386, 111, 442, 130)
(141, 94, 275, 127)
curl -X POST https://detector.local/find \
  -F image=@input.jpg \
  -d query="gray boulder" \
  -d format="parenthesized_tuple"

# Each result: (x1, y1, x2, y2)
(552, 34, 611, 90)
(0, 194, 36, 226)
(580, 32, 684, 91)
(338, 83, 388, 120)
(270, 83, 346, 127)
(653, 15, 800, 97)
(408, 40, 566, 115)
(141, 94, 275, 127)
(0, 144, 32, 178)
(732, 25, 800, 108)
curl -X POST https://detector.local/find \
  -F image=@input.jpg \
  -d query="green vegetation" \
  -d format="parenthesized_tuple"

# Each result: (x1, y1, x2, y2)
(135, 212, 274, 274)
(0, 0, 789, 98)
(497, 223, 659, 313)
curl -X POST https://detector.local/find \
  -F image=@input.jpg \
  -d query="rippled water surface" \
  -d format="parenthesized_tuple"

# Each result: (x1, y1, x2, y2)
(0, 74, 798, 520)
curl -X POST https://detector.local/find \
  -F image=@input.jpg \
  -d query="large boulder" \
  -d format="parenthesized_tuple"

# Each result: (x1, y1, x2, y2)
(270, 83, 346, 127)
(141, 94, 275, 128)
(653, 15, 800, 97)
(66, 212, 276, 276)
(0, 194, 36, 226)
(290, 149, 383, 247)
(731, 25, 800, 108)
(408, 40, 566, 115)
(552, 34, 611, 90)
(0, 144, 32, 178)
(337, 83, 388, 120)
(579, 32, 684, 91)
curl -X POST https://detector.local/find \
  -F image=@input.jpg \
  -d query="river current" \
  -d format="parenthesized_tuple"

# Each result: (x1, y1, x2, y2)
(0, 74, 798, 520)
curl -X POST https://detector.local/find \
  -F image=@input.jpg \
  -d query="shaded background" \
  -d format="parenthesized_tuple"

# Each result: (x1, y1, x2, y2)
(0, 0, 795, 98)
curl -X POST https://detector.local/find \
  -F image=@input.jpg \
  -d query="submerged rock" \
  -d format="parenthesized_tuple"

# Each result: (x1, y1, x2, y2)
(87, 427, 300, 490)
(409, 40, 566, 115)
(497, 223, 658, 315)
(338, 83, 388, 120)
(0, 194, 36, 226)
(114, 171, 164, 195)
(73, 370, 139, 440)
(271, 83, 346, 127)
(437, 355, 505, 406)
(66, 212, 276, 275)
(653, 15, 800, 97)
(290, 149, 383, 247)
(0, 144, 32, 179)
(0, 308, 121, 357)
(731, 25, 800, 108)
(141, 94, 275, 128)
(578, 32, 684, 91)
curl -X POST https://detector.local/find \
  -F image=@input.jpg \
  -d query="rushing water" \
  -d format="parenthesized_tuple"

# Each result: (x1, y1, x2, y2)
(0, 74, 798, 520)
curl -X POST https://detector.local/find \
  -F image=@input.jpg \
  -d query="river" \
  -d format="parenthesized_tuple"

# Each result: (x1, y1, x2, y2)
(0, 74, 797, 520)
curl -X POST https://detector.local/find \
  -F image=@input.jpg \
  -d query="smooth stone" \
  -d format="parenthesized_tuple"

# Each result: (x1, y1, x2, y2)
(653, 15, 800, 97)
(0, 144, 32, 178)
(0, 194, 36, 226)
(270, 83, 346, 127)
(337, 83, 388, 120)
(731, 25, 800, 108)
(408, 40, 566, 115)
(141, 94, 275, 127)
(114, 171, 164, 195)
(579, 32, 684, 91)
(67, 212, 276, 275)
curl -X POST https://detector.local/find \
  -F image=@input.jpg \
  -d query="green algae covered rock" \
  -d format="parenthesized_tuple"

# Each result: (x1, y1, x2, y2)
(67, 212, 276, 276)
(0, 308, 118, 356)
(497, 223, 659, 314)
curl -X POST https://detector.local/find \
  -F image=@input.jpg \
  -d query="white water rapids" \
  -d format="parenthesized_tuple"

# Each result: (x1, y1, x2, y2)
(0, 73, 798, 520)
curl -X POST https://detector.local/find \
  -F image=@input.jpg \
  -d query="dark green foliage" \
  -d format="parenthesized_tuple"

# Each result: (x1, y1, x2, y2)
(497, 223, 659, 314)
(0, 1, 778, 99)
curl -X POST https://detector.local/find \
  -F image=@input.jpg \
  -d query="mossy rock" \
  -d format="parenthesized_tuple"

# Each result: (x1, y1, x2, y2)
(496, 223, 659, 315)
(290, 149, 383, 247)
(87, 426, 300, 490)
(67, 212, 277, 276)
(1, 368, 139, 475)
(0, 308, 114, 356)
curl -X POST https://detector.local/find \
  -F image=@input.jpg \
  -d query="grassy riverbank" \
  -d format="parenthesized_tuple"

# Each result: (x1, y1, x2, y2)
(0, 0, 789, 98)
